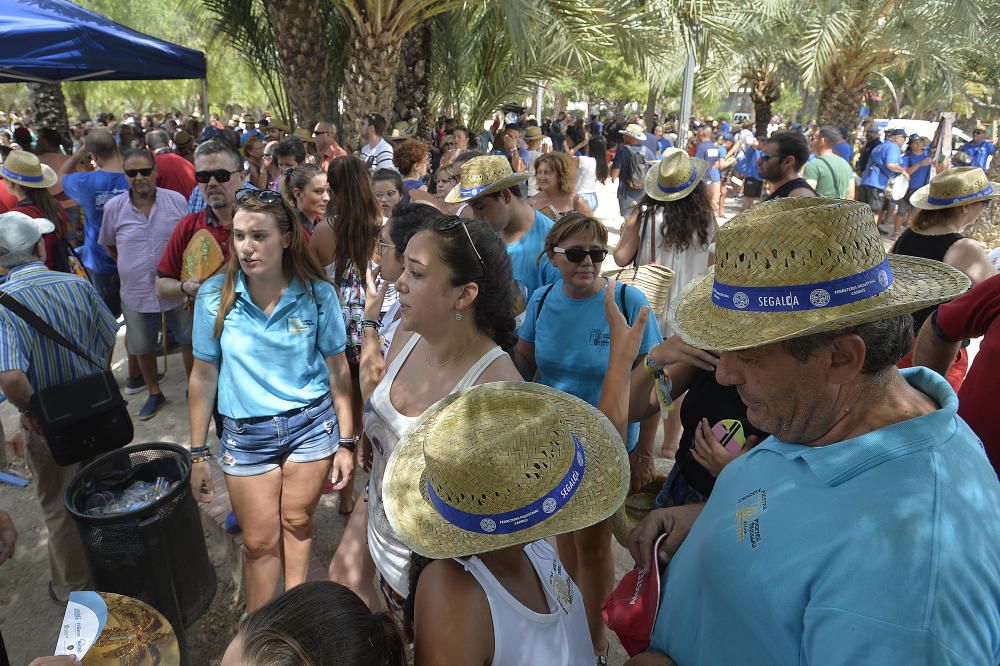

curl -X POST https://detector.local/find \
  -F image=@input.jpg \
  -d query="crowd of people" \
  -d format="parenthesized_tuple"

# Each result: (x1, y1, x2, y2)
(0, 102, 998, 666)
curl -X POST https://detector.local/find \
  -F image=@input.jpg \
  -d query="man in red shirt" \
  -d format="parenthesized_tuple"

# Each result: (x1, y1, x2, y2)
(914, 273, 1000, 476)
(314, 120, 348, 170)
(146, 129, 196, 200)
(155, 141, 241, 303)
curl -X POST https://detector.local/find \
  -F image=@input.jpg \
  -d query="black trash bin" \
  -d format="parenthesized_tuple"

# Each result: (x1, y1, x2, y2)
(64, 443, 217, 653)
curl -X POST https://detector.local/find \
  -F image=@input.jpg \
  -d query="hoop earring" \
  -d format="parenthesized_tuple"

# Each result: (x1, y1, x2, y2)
(455, 310, 463, 321)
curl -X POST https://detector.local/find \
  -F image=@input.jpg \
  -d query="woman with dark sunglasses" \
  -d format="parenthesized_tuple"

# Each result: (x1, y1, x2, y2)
(513, 212, 662, 661)
(188, 187, 356, 614)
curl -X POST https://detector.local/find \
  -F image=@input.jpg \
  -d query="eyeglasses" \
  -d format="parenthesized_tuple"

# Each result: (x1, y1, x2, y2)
(195, 169, 240, 184)
(374, 190, 399, 200)
(124, 167, 154, 177)
(377, 239, 394, 252)
(440, 217, 485, 269)
(758, 152, 783, 161)
(553, 247, 608, 263)
(236, 188, 283, 205)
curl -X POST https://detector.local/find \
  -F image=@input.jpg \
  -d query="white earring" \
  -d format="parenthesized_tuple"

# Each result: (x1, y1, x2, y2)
(455, 310, 463, 321)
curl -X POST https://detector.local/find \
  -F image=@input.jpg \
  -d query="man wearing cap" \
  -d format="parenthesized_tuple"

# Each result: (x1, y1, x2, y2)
(957, 127, 996, 171)
(626, 198, 1000, 665)
(859, 128, 908, 226)
(445, 155, 560, 330)
(360, 113, 395, 171)
(0, 212, 119, 602)
(144, 129, 196, 201)
(239, 117, 265, 146)
(611, 124, 656, 220)
(313, 120, 348, 170)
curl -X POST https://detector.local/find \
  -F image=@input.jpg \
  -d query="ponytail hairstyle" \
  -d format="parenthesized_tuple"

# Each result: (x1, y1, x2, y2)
(213, 190, 329, 338)
(236, 581, 406, 666)
(280, 163, 325, 211)
(422, 214, 517, 353)
(326, 155, 381, 286)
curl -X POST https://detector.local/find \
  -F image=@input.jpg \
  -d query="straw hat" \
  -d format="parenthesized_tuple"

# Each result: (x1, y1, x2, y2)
(172, 130, 193, 150)
(644, 147, 707, 202)
(610, 458, 673, 547)
(1, 150, 58, 189)
(383, 382, 629, 559)
(622, 123, 646, 141)
(668, 198, 971, 352)
(268, 120, 289, 132)
(524, 126, 543, 140)
(291, 128, 315, 144)
(444, 155, 530, 204)
(910, 166, 1000, 211)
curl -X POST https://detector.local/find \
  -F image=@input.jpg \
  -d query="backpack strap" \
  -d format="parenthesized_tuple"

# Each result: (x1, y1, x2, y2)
(535, 283, 557, 318)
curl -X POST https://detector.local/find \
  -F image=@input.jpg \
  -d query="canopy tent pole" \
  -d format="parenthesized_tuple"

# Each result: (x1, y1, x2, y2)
(201, 78, 209, 123)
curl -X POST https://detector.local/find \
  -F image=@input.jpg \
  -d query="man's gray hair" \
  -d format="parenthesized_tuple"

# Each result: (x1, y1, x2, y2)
(782, 314, 913, 374)
(0, 249, 40, 269)
(194, 140, 242, 172)
(144, 129, 170, 150)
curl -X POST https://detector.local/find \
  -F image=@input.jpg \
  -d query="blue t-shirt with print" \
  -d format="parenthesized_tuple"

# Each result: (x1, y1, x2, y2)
(860, 140, 901, 190)
(902, 148, 932, 191)
(61, 170, 129, 274)
(958, 140, 996, 170)
(518, 281, 662, 452)
(192, 272, 347, 419)
(507, 210, 561, 329)
(649, 368, 1000, 665)
(694, 141, 721, 183)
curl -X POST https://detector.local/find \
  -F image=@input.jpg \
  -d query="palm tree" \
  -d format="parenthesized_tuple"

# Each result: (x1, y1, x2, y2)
(393, 21, 432, 138)
(26, 83, 71, 145)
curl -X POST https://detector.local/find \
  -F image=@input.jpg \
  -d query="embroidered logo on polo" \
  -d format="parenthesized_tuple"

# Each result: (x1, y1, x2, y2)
(429, 434, 587, 535)
(735, 488, 766, 549)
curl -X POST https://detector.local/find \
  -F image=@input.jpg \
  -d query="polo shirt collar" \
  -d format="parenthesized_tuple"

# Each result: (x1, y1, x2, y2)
(234, 271, 306, 306)
(6, 261, 46, 280)
(756, 367, 957, 487)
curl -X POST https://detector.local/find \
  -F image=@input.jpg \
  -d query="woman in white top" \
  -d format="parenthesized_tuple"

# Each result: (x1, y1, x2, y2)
(530, 152, 593, 221)
(362, 214, 523, 609)
(574, 135, 608, 213)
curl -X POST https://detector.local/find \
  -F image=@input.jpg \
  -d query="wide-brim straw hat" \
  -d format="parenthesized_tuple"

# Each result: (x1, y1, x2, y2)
(610, 458, 674, 547)
(622, 123, 646, 141)
(1, 149, 58, 189)
(668, 198, 971, 351)
(910, 166, 1000, 211)
(445, 155, 530, 204)
(268, 120, 289, 132)
(383, 382, 629, 559)
(291, 128, 315, 144)
(524, 126, 543, 140)
(644, 147, 707, 202)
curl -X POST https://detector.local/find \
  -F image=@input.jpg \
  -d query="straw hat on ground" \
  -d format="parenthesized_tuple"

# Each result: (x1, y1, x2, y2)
(1, 150, 58, 189)
(444, 155, 530, 204)
(644, 147, 707, 202)
(668, 198, 971, 351)
(622, 123, 646, 141)
(383, 382, 629, 559)
(910, 166, 1000, 211)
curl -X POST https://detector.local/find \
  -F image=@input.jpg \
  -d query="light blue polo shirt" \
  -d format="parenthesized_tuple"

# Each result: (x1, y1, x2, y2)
(650, 367, 1000, 665)
(507, 209, 561, 326)
(518, 280, 662, 452)
(192, 272, 347, 419)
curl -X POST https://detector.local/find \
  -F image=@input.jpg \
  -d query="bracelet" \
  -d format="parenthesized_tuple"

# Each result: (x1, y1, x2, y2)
(338, 436, 357, 452)
(644, 354, 668, 375)
(636, 453, 655, 462)
(179, 281, 189, 298)
(359, 319, 381, 332)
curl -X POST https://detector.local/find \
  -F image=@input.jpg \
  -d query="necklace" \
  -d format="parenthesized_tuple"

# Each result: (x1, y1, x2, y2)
(424, 342, 468, 368)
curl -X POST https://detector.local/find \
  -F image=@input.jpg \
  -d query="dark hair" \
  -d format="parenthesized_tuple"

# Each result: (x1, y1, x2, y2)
(326, 155, 381, 286)
(767, 130, 810, 170)
(388, 202, 439, 253)
(281, 164, 325, 210)
(636, 181, 715, 252)
(454, 126, 470, 141)
(193, 140, 242, 172)
(236, 581, 406, 666)
(781, 314, 913, 375)
(38, 127, 64, 151)
(589, 135, 609, 183)
(422, 214, 517, 352)
(121, 148, 156, 168)
(144, 129, 170, 150)
(221, 128, 242, 153)
(365, 113, 387, 137)
(817, 126, 840, 147)
(372, 168, 403, 192)
(482, 183, 522, 201)
(273, 136, 307, 165)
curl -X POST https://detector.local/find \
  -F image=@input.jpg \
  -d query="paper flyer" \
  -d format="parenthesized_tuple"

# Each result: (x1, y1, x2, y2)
(54, 591, 108, 658)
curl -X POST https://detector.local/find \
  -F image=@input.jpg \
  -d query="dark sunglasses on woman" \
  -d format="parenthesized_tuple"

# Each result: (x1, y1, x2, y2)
(552, 247, 608, 263)
(236, 188, 283, 205)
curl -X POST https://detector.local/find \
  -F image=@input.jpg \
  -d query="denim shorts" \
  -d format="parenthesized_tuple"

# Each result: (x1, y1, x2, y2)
(219, 393, 339, 476)
(121, 302, 193, 355)
(579, 192, 599, 212)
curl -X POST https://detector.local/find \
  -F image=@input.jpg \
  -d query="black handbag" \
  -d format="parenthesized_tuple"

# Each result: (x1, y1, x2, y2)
(0, 292, 133, 465)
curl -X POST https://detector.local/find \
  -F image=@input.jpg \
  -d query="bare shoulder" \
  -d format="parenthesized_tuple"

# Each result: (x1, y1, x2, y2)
(384, 328, 415, 366)
(414, 558, 492, 665)
(476, 349, 522, 384)
(945, 238, 996, 283)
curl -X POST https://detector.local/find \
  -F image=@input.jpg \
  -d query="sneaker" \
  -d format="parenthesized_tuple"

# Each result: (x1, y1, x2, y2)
(124, 375, 146, 396)
(138, 393, 167, 420)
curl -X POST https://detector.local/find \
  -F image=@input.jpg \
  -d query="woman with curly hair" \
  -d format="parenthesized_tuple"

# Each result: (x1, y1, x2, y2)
(529, 152, 593, 221)
(393, 138, 430, 200)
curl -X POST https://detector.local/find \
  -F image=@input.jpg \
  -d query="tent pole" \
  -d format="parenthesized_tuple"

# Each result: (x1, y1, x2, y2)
(201, 78, 209, 122)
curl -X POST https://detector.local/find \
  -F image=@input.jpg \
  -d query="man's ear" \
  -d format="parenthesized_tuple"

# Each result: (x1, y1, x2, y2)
(827, 333, 867, 385)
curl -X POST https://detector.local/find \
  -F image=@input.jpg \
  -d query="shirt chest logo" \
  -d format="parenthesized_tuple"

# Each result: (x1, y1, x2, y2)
(589, 329, 610, 346)
(735, 488, 766, 549)
(286, 317, 315, 334)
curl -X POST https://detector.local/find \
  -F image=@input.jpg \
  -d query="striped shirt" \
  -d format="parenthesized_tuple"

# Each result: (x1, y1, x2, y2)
(0, 262, 119, 391)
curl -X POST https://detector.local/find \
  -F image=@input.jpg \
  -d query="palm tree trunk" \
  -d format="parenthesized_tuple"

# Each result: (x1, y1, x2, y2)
(341, 23, 404, 151)
(263, 0, 334, 126)
(644, 87, 657, 128)
(393, 22, 432, 139)
(817, 81, 861, 134)
(26, 82, 71, 145)
(66, 86, 90, 121)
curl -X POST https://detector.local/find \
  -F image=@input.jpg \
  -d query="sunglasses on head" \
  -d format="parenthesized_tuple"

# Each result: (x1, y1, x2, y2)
(440, 217, 486, 269)
(124, 167, 154, 177)
(195, 169, 240, 184)
(236, 188, 283, 205)
(553, 247, 607, 263)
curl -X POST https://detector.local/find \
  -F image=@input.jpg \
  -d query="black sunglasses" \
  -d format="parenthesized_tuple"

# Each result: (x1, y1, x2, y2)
(758, 152, 784, 161)
(195, 169, 240, 184)
(124, 167, 154, 177)
(553, 247, 608, 263)
(236, 188, 283, 205)
(440, 217, 486, 269)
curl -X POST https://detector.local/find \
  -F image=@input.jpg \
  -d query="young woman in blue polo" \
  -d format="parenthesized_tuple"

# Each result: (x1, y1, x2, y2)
(513, 212, 661, 660)
(188, 188, 356, 613)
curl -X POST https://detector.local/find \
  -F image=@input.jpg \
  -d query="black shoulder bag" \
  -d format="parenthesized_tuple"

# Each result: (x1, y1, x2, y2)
(0, 292, 133, 465)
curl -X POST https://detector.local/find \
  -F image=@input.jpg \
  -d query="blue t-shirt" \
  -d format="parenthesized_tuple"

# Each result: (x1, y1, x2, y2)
(490, 146, 530, 171)
(958, 140, 996, 170)
(694, 141, 721, 183)
(192, 272, 348, 419)
(860, 140, 902, 189)
(833, 140, 854, 164)
(507, 210, 561, 328)
(239, 129, 266, 146)
(642, 132, 659, 157)
(518, 281, 662, 452)
(656, 137, 672, 155)
(649, 368, 1000, 665)
(738, 145, 761, 179)
(61, 170, 129, 274)
(902, 148, 932, 190)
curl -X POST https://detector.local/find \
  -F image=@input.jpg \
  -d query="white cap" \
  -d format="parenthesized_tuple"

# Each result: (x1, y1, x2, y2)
(0, 211, 54, 257)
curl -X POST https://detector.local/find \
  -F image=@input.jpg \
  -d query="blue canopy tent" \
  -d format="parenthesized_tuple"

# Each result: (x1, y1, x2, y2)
(0, 0, 208, 113)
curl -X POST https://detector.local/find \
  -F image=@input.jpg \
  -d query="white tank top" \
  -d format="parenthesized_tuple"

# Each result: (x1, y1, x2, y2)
(458, 540, 594, 666)
(575, 155, 598, 194)
(367, 333, 508, 596)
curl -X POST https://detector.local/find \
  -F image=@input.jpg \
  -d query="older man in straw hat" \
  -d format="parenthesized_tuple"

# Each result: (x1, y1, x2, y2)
(626, 198, 1000, 665)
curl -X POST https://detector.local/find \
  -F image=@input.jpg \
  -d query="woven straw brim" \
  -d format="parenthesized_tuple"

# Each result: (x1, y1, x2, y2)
(444, 173, 530, 204)
(383, 382, 630, 559)
(610, 458, 674, 547)
(669, 255, 971, 352)
(910, 181, 1000, 210)
(602, 264, 675, 315)
(643, 157, 708, 202)
(3, 164, 58, 189)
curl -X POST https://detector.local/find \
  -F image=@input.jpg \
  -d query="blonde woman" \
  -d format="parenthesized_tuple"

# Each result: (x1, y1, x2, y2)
(529, 152, 593, 221)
